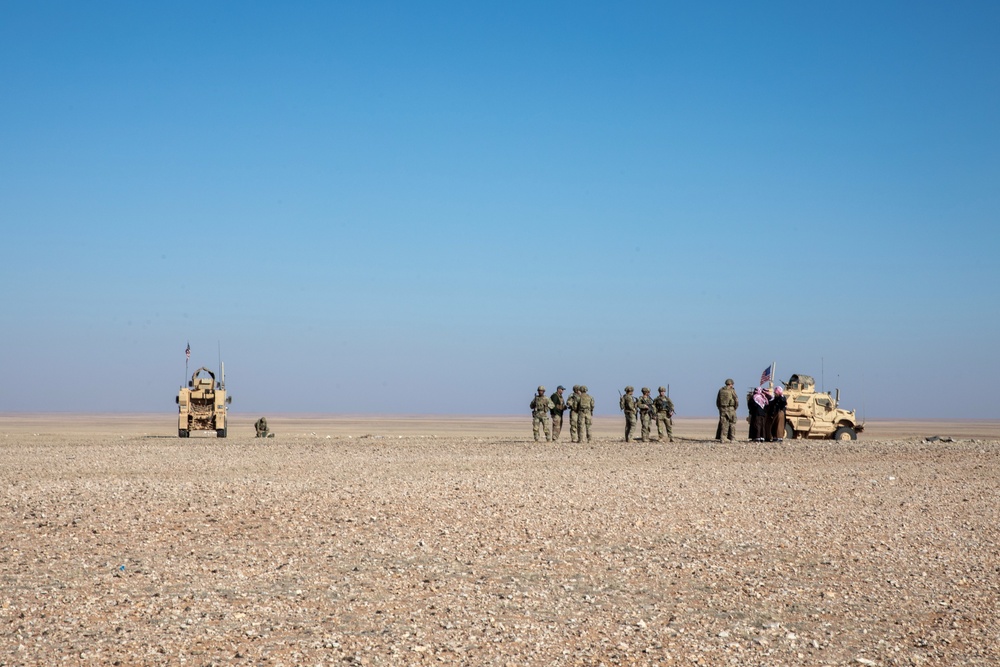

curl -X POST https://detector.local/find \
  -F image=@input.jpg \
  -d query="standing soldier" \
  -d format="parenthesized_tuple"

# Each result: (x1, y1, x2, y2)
(550, 385, 568, 442)
(566, 385, 580, 442)
(577, 385, 595, 442)
(653, 386, 675, 442)
(530, 386, 554, 442)
(716, 378, 739, 442)
(638, 387, 655, 442)
(619, 386, 639, 442)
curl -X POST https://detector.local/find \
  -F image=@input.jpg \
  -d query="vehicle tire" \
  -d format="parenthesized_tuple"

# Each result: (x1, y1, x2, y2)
(178, 429, 189, 438)
(784, 423, 795, 440)
(833, 426, 857, 441)
(217, 428, 227, 438)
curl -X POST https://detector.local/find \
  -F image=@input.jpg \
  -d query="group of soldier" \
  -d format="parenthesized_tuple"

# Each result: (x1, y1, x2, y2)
(618, 386, 675, 442)
(534, 378, 790, 443)
(530, 384, 675, 443)
(530, 385, 595, 442)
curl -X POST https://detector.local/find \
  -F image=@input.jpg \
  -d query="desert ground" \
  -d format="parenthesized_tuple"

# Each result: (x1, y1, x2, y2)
(2, 414, 998, 666)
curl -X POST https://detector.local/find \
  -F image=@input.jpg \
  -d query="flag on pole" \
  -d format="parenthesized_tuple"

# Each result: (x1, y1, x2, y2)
(759, 364, 773, 387)
(185, 342, 191, 360)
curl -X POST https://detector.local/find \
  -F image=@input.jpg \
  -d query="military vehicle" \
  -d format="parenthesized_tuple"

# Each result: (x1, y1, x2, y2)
(176, 364, 231, 438)
(782, 373, 864, 440)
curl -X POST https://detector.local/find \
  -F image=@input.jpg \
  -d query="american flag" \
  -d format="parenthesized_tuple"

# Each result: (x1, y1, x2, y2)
(185, 343, 191, 360)
(759, 364, 772, 386)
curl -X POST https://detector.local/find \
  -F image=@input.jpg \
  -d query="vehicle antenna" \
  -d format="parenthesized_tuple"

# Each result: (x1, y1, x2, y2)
(861, 372, 867, 424)
(821, 357, 825, 393)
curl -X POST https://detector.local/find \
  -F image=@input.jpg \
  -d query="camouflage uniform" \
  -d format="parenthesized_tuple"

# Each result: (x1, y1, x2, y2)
(254, 417, 270, 438)
(638, 387, 655, 442)
(653, 386, 674, 442)
(619, 386, 638, 442)
(716, 379, 739, 441)
(530, 386, 554, 442)
(576, 386, 595, 442)
(550, 386, 568, 441)
(566, 386, 580, 442)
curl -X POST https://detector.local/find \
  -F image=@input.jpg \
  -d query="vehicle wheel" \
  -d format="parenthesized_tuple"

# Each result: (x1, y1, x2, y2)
(217, 428, 227, 438)
(833, 426, 857, 441)
(178, 429, 189, 438)
(784, 423, 795, 440)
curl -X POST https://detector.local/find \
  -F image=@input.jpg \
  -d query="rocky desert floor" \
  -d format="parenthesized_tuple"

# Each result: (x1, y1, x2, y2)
(2, 415, 998, 666)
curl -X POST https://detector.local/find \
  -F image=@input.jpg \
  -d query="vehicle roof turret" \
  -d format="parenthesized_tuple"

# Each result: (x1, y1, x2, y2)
(786, 374, 815, 392)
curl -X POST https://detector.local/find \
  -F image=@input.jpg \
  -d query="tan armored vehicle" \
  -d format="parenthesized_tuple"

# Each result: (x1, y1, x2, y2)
(782, 373, 864, 440)
(176, 365, 231, 438)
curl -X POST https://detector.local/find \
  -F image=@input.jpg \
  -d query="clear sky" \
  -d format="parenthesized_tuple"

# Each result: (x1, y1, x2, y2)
(2, 2, 998, 419)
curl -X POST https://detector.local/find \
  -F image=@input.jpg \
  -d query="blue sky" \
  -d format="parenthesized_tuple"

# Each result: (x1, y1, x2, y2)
(2, 1, 998, 418)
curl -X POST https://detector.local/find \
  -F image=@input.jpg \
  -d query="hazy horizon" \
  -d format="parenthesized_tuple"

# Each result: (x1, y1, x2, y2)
(3, 411, 998, 424)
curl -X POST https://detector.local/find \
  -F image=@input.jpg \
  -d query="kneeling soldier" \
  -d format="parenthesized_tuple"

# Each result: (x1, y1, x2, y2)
(254, 417, 273, 438)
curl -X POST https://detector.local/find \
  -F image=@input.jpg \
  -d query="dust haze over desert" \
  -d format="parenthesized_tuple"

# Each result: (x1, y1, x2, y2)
(3, 2, 1000, 666)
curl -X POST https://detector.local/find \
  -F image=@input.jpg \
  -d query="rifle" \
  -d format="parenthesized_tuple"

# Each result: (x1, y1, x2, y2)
(619, 389, 638, 416)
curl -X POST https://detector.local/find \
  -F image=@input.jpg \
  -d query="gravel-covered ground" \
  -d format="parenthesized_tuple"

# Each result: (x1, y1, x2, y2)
(2, 416, 998, 666)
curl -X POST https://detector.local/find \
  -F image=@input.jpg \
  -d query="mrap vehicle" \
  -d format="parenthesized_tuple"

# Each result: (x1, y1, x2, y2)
(176, 365, 231, 438)
(782, 373, 864, 440)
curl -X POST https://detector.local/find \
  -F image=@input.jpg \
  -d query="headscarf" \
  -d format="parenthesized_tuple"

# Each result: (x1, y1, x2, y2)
(752, 387, 768, 409)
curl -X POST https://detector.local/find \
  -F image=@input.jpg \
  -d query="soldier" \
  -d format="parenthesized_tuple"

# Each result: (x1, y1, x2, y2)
(653, 386, 675, 442)
(254, 417, 270, 438)
(566, 385, 581, 442)
(716, 378, 739, 442)
(550, 385, 568, 441)
(638, 387, 655, 442)
(619, 386, 639, 442)
(577, 385, 595, 442)
(530, 385, 554, 442)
